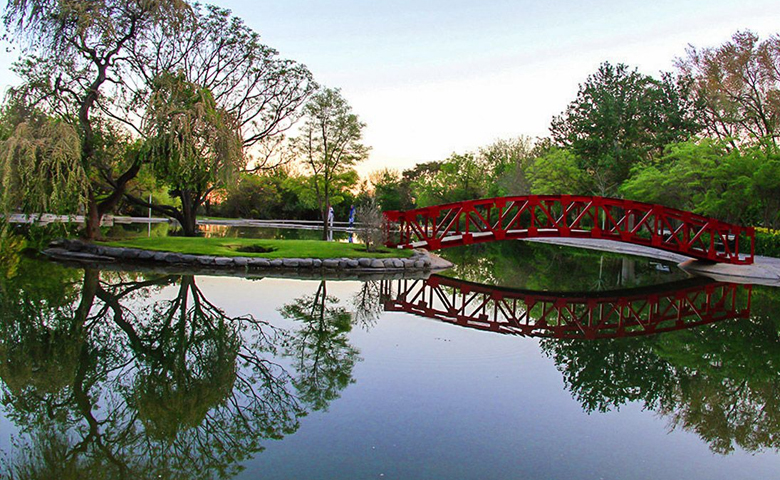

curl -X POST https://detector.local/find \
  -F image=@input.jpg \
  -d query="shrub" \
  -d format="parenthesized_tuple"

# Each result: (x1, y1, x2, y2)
(755, 228, 780, 257)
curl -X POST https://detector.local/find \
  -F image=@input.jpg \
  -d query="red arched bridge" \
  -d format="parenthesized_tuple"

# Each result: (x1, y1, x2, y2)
(383, 195, 755, 264)
(380, 276, 752, 340)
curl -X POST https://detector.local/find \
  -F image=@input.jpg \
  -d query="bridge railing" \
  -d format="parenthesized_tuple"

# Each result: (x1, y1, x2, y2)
(380, 275, 753, 340)
(383, 195, 755, 264)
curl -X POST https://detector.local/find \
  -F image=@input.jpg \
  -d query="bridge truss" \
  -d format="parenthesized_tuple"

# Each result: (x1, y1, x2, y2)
(381, 276, 752, 340)
(383, 195, 755, 264)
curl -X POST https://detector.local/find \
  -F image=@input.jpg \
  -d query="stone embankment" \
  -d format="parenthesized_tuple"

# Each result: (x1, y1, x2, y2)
(44, 239, 452, 273)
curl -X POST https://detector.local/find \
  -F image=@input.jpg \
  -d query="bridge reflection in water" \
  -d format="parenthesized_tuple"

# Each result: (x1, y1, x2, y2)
(381, 276, 752, 339)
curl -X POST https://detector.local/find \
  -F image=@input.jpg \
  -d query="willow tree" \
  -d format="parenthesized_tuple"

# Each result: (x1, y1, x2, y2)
(291, 88, 369, 240)
(1, 0, 189, 239)
(142, 72, 243, 236)
(0, 104, 86, 215)
(116, 3, 316, 226)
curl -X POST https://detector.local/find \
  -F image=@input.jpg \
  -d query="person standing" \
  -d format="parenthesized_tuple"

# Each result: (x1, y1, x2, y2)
(348, 204, 356, 229)
(327, 204, 335, 241)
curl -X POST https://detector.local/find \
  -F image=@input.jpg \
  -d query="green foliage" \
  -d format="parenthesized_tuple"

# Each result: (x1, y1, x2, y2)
(0, 227, 25, 279)
(144, 72, 243, 193)
(756, 229, 780, 257)
(0, 106, 86, 214)
(551, 62, 699, 195)
(621, 139, 773, 226)
(284, 169, 359, 212)
(142, 72, 244, 235)
(527, 147, 592, 195)
(411, 152, 492, 207)
(478, 136, 536, 197)
(217, 173, 282, 219)
(752, 156, 780, 228)
(2, 0, 191, 239)
(370, 168, 414, 211)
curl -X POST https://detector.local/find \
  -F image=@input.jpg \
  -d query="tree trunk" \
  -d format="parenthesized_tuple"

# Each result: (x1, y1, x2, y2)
(84, 193, 102, 241)
(321, 191, 330, 241)
(82, 157, 142, 241)
(322, 215, 329, 240)
(180, 190, 201, 237)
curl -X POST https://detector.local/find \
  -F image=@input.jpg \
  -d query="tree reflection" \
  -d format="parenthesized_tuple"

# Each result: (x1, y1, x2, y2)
(280, 280, 360, 411)
(0, 261, 357, 479)
(441, 240, 688, 291)
(540, 285, 780, 454)
(351, 280, 383, 328)
(382, 264, 780, 456)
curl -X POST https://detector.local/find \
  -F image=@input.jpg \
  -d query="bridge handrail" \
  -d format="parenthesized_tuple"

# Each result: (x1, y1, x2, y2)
(382, 275, 753, 339)
(383, 195, 755, 265)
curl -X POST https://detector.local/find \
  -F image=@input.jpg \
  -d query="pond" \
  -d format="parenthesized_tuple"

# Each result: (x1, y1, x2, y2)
(1, 240, 779, 479)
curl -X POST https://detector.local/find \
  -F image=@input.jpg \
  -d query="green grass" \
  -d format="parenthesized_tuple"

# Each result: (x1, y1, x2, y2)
(98, 237, 413, 259)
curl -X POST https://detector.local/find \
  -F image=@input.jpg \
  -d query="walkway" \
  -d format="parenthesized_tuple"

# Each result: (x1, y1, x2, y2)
(383, 195, 755, 264)
(8, 214, 361, 232)
(525, 237, 780, 286)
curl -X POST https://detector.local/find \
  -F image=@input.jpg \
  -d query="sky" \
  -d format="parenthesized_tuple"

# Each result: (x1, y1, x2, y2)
(1, 0, 779, 176)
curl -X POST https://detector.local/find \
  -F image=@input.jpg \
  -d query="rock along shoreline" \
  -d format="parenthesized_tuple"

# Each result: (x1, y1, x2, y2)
(43, 239, 453, 273)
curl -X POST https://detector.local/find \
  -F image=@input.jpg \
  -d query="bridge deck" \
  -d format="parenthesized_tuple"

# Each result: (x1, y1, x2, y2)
(384, 195, 755, 265)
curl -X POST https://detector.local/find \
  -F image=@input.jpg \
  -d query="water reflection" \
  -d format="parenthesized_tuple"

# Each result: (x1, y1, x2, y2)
(3, 243, 780, 476)
(280, 280, 360, 411)
(440, 240, 689, 291)
(539, 288, 780, 454)
(380, 272, 780, 456)
(381, 275, 752, 339)
(0, 259, 359, 479)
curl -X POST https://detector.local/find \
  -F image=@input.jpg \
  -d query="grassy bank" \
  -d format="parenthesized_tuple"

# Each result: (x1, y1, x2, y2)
(99, 237, 413, 259)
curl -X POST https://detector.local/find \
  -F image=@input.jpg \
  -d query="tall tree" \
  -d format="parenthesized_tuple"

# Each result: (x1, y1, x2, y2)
(119, 4, 315, 228)
(141, 72, 244, 236)
(125, 3, 316, 159)
(291, 88, 369, 239)
(550, 62, 699, 195)
(478, 136, 536, 196)
(410, 152, 491, 207)
(676, 30, 780, 149)
(1, 0, 189, 239)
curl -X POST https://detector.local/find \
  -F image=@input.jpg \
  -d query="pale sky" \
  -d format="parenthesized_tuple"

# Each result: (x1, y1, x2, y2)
(1, 0, 779, 176)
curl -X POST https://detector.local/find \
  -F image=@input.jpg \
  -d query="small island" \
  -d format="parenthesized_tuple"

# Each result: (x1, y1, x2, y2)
(44, 237, 450, 273)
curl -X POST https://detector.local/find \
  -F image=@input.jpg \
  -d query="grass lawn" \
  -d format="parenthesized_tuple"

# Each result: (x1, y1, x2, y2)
(99, 237, 413, 259)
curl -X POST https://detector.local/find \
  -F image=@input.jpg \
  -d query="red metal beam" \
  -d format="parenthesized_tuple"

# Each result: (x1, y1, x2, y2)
(381, 276, 753, 340)
(383, 195, 755, 265)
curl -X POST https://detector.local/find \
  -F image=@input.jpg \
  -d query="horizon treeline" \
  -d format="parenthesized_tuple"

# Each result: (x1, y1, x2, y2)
(0, 2, 777, 234)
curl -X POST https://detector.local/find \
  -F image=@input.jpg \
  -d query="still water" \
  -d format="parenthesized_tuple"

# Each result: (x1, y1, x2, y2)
(1, 240, 779, 479)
